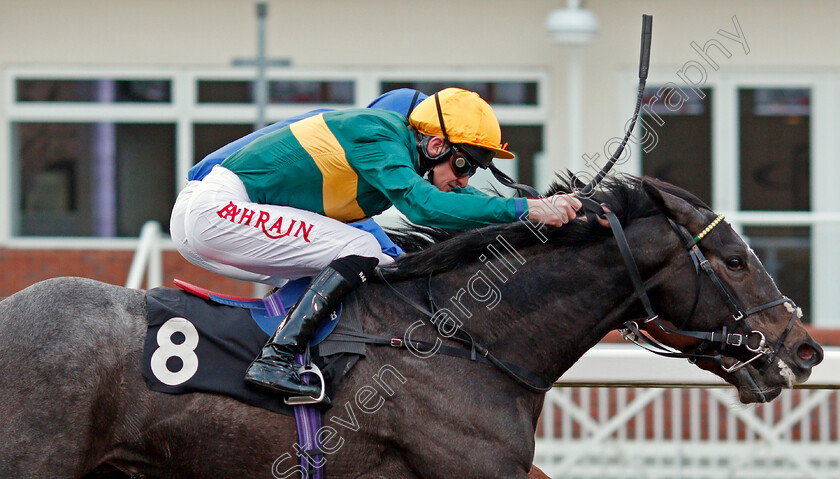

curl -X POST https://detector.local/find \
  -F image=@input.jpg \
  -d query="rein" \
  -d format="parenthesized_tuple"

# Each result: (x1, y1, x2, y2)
(362, 269, 554, 394)
(359, 194, 798, 395)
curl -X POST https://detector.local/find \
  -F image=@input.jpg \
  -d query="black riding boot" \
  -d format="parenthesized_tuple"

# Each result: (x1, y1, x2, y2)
(244, 255, 378, 397)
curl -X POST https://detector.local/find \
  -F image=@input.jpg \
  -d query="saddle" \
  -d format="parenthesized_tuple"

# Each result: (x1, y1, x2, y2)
(139, 278, 372, 479)
(141, 279, 365, 415)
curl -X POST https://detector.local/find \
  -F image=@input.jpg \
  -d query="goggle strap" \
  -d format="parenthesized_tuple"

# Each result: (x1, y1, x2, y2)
(434, 92, 450, 144)
(489, 164, 540, 198)
(407, 91, 421, 117)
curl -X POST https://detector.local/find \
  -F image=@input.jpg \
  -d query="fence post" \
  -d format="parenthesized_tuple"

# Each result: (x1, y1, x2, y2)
(126, 220, 163, 290)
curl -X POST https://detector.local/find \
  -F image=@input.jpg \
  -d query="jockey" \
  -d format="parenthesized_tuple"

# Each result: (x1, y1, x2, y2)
(184, 88, 428, 183)
(172, 87, 581, 399)
(171, 88, 427, 282)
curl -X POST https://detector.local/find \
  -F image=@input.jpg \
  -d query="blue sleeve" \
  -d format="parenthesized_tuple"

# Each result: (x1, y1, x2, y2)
(514, 197, 527, 219)
(348, 218, 405, 258)
(187, 109, 334, 181)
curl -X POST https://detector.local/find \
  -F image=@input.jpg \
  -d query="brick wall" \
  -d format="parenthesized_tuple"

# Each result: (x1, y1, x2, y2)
(0, 249, 254, 299)
(3, 248, 838, 346)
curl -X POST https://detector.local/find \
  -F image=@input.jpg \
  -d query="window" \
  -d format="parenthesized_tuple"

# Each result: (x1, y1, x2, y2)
(743, 226, 811, 314)
(193, 124, 253, 165)
(16, 79, 171, 103)
(635, 75, 822, 322)
(197, 80, 354, 104)
(640, 87, 713, 205)
(7, 70, 547, 242)
(738, 87, 812, 315)
(380, 81, 538, 106)
(501, 124, 542, 188)
(739, 88, 810, 211)
(15, 122, 175, 237)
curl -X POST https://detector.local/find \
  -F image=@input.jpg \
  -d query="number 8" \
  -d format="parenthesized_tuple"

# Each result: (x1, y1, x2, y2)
(150, 317, 200, 386)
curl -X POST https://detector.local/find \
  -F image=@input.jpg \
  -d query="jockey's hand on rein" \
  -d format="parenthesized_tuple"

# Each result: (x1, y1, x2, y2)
(526, 193, 582, 228)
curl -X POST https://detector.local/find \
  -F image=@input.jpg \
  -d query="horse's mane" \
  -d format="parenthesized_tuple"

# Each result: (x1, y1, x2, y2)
(380, 174, 710, 280)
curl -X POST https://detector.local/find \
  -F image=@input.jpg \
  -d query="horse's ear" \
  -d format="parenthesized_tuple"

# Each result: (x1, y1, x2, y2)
(641, 177, 704, 229)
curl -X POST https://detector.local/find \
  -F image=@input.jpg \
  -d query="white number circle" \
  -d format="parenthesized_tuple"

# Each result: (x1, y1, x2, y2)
(150, 317, 200, 386)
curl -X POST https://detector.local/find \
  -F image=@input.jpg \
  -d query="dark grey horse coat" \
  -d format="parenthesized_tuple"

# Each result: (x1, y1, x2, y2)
(0, 277, 541, 478)
(0, 177, 822, 478)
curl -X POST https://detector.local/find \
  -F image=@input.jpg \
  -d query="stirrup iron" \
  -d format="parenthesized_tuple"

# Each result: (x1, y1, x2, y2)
(284, 364, 327, 405)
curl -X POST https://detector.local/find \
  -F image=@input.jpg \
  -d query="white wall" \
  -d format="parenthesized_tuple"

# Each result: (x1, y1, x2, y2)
(3, 1, 840, 323)
(3, 0, 840, 177)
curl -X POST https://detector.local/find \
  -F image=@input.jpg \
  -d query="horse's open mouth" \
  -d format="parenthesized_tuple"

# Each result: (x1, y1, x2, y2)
(731, 361, 785, 403)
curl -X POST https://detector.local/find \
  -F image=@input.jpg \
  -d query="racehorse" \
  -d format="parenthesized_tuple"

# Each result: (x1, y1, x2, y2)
(0, 176, 823, 478)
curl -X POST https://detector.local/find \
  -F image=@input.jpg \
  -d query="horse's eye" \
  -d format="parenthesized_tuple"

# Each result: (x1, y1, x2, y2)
(726, 256, 744, 270)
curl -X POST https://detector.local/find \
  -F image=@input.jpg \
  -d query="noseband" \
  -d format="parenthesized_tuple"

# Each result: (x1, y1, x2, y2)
(585, 200, 800, 374)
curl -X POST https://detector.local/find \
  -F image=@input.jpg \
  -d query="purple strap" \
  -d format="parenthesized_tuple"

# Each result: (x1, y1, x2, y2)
(263, 292, 325, 479)
(294, 353, 325, 479)
(262, 293, 286, 318)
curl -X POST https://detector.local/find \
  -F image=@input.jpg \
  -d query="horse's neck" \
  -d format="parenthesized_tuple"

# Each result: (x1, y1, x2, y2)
(431, 217, 673, 384)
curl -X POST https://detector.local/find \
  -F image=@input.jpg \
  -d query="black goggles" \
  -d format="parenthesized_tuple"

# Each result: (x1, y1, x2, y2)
(450, 143, 494, 178)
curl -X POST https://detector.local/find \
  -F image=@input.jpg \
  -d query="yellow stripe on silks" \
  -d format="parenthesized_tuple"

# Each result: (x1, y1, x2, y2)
(289, 114, 366, 222)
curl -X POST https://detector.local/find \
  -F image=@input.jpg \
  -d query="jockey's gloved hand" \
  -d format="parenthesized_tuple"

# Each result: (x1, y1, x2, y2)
(526, 193, 582, 228)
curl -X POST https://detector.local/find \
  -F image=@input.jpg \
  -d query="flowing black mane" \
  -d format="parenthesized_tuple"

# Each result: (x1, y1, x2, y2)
(381, 174, 710, 280)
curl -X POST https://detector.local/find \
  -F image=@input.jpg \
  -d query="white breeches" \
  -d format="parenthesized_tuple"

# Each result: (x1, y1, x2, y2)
(170, 166, 393, 287)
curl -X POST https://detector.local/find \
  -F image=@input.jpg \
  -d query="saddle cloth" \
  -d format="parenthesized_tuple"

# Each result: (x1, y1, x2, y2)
(141, 286, 364, 415)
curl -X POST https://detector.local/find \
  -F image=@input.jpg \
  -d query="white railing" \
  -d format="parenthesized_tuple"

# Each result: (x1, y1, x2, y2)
(125, 220, 163, 290)
(534, 345, 840, 479)
(722, 211, 840, 226)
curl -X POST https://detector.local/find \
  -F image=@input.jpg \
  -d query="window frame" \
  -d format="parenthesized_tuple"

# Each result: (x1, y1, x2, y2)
(621, 68, 840, 326)
(2, 66, 549, 248)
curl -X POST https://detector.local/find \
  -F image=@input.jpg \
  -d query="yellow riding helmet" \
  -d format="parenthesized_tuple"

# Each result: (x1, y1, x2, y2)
(409, 88, 514, 160)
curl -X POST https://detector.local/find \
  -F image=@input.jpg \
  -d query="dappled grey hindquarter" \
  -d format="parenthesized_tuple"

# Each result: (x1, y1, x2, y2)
(0, 176, 822, 478)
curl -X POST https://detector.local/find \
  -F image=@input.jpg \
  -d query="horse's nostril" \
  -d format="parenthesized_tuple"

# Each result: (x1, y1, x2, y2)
(794, 341, 824, 369)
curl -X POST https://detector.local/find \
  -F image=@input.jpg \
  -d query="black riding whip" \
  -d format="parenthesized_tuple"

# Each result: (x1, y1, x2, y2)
(579, 14, 653, 198)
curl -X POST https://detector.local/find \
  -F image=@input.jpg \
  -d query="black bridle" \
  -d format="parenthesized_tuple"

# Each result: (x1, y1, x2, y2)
(591, 201, 800, 373)
(365, 201, 799, 395)
(567, 13, 799, 373)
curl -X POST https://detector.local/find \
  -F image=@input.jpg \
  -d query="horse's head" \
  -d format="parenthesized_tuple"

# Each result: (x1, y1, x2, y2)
(633, 178, 823, 403)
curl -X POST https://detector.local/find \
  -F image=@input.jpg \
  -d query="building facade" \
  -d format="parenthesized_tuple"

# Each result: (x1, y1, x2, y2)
(2, 0, 840, 325)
